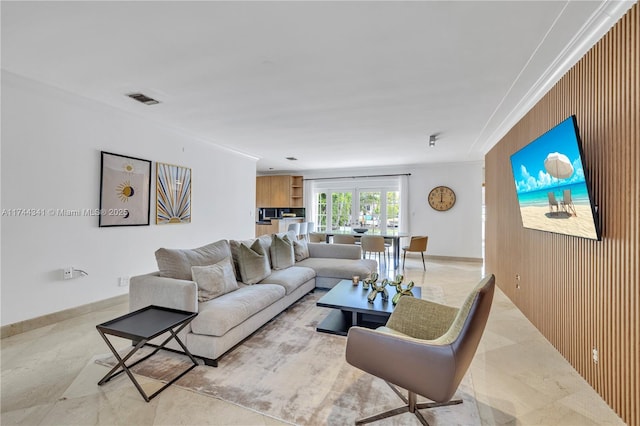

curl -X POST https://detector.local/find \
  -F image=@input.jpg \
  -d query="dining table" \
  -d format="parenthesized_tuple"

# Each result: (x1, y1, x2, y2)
(324, 230, 408, 270)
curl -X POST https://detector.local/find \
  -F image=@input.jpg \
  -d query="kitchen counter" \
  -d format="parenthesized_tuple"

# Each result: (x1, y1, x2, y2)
(255, 217, 304, 237)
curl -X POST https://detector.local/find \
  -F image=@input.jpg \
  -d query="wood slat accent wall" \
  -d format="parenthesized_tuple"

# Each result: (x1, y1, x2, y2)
(485, 5, 638, 425)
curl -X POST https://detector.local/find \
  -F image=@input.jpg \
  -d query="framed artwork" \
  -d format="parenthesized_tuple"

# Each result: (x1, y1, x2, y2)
(156, 162, 192, 224)
(99, 151, 152, 227)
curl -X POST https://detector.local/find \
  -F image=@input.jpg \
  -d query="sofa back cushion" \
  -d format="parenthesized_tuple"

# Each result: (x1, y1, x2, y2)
(155, 239, 232, 280)
(270, 234, 295, 270)
(191, 256, 238, 302)
(237, 239, 271, 284)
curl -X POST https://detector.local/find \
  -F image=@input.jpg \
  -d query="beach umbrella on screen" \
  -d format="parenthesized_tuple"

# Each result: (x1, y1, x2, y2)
(544, 152, 574, 179)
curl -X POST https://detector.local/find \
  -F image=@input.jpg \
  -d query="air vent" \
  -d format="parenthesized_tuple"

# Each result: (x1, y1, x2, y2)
(286, 157, 298, 161)
(126, 93, 160, 105)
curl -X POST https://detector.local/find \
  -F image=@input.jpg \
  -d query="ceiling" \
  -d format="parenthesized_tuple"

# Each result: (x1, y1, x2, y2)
(1, 1, 634, 173)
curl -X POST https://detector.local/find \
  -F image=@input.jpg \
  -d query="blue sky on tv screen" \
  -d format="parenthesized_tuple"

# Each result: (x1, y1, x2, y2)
(510, 116, 586, 194)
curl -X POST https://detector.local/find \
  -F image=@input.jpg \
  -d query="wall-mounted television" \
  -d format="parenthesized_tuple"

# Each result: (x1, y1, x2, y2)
(509, 115, 601, 240)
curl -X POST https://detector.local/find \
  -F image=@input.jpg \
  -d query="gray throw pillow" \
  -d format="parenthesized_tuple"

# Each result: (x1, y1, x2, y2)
(191, 257, 238, 302)
(237, 239, 271, 284)
(155, 240, 232, 280)
(270, 234, 295, 270)
(293, 239, 310, 262)
(230, 234, 273, 278)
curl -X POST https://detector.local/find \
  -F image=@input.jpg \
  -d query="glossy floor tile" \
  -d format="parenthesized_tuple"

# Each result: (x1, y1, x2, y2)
(1, 256, 624, 425)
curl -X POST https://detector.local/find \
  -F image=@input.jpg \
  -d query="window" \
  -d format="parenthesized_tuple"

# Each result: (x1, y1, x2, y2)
(309, 177, 404, 235)
(315, 192, 327, 232)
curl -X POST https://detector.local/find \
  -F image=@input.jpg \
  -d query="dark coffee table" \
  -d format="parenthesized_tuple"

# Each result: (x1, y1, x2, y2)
(316, 279, 421, 336)
(96, 305, 198, 402)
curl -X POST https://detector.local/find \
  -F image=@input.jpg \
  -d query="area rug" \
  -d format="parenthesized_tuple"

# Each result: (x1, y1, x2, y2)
(97, 287, 481, 425)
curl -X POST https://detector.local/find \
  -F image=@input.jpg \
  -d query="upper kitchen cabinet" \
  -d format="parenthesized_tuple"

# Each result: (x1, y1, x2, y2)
(256, 175, 303, 207)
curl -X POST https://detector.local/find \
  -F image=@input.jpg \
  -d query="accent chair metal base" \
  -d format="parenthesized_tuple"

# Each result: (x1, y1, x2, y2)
(355, 381, 462, 425)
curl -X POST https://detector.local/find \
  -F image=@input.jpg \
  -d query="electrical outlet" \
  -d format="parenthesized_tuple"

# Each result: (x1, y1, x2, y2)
(118, 276, 130, 287)
(592, 347, 599, 364)
(515, 274, 521, 289)
(63, 267, 73, 280)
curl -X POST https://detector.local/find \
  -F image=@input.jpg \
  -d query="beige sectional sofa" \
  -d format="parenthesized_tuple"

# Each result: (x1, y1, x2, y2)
(129, 232, 376, 366)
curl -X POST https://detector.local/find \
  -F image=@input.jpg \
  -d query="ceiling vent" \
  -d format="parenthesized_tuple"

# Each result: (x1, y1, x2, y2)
(126, 93, 160, 105)
(286, 157, 298, 161)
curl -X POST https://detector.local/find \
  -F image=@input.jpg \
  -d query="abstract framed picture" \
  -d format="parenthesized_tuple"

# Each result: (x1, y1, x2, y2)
(99, 151, 151, 227)
(156, 162, 192, 224)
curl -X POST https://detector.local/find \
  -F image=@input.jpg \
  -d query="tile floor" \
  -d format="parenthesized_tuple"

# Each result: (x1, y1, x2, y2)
(1, 256, 625, 425)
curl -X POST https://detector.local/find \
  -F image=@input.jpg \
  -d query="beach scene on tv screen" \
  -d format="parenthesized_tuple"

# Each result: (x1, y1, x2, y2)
(510, 117, 599, 240)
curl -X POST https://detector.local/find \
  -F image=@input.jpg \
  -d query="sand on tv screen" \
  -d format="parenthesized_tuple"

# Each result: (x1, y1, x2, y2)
(509, 115, 600, 240)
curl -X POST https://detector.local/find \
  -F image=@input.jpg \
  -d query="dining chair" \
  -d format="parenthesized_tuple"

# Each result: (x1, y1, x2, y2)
(298, 222, 308, 240)
(332, 234, 357, 244)
(309, 232, 327, 243)
(287, 222, 300, 235)
(402, 236, 428, 270)
(360, 235, 388, 266)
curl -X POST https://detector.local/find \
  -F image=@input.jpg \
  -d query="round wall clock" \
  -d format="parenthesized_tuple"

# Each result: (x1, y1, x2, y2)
(428, 186, 456, 211)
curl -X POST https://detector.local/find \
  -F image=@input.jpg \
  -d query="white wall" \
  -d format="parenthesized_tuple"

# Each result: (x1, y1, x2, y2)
(1, 72, 257, 325)
(303, 161, 484, 259)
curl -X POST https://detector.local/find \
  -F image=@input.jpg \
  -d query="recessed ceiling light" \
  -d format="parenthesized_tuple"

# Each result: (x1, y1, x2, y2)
(286, 157, 298, 161)
(126, 93, 160, 105)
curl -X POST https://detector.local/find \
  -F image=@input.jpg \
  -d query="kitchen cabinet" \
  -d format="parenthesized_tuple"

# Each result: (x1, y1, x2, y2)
(256, 176, 271, 207)
(256, 175, 303, 208)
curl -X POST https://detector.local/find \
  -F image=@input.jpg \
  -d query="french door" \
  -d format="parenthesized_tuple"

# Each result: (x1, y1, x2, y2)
(314, 188, 399, 234)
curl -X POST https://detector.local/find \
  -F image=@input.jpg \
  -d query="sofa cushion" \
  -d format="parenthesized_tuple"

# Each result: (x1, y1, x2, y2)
(155, 240, 232, 280)
(237, 239, 271, 284)
(191, 284, 285, 336)
(191, 257, 238, 302)
(270, 234, 295, 270)
(293, 239, 310, 261)
(296, 257, 377, 280)
(260, 266, 316, 294)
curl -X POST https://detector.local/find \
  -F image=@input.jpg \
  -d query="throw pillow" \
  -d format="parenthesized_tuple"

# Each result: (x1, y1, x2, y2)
(155, 240, 232, 280)
(270, 234, 295, 270)
(293, 239, 310, 262)
(230, 234, 273, 278)
(237, 239, 271, 284)
(191, 257, 238, 302)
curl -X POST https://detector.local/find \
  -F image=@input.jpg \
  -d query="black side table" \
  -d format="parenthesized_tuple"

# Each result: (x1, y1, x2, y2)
(96, 305, 198, 402)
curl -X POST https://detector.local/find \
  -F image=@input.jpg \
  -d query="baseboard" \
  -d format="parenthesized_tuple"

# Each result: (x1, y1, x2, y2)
(425, 255, 484, 263)
(1, 294, 129, 339)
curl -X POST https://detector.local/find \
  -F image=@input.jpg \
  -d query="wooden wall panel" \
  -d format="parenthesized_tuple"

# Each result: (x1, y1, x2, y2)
(485, 4, 638, 425)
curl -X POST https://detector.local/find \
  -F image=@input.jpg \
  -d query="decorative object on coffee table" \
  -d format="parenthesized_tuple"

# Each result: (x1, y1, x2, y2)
(362, 272, 378, 290)
(390, 274, 415, 305)
(367, 278, 389, 303)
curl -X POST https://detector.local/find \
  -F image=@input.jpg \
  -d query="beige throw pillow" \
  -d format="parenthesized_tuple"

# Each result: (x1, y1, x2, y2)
(270, 234, 295, 270)
(293, 239, 310, 262)
(237, 239, 271, 284)
(191, 257, 238, 302)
